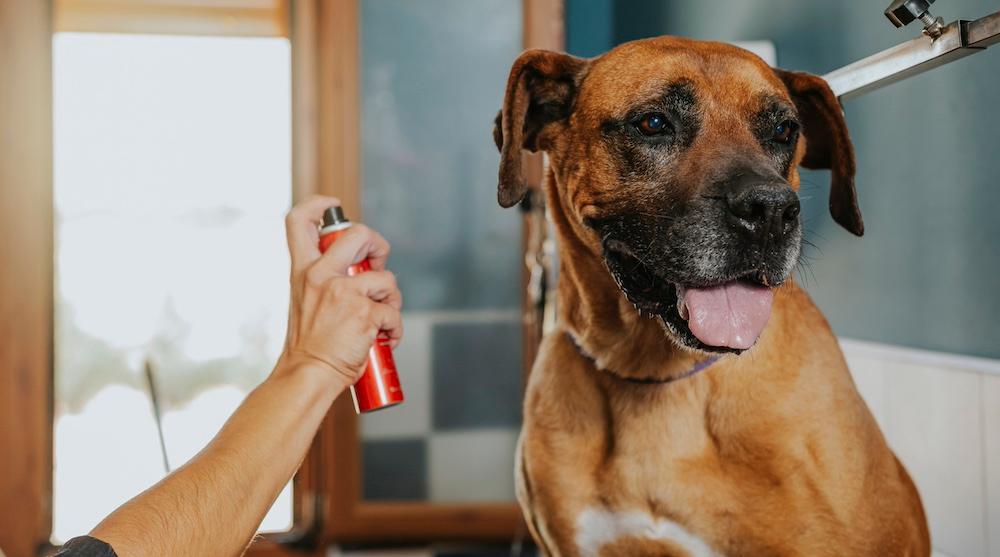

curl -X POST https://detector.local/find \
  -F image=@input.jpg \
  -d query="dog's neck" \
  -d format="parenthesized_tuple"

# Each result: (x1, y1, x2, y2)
(544, 165, 713, 382)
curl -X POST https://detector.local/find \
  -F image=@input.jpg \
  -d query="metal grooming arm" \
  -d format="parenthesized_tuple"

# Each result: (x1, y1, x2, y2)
(823, 7, 1000, 101)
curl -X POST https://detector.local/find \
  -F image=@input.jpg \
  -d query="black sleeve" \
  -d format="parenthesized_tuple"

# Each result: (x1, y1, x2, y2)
(53, 536, 118, 557)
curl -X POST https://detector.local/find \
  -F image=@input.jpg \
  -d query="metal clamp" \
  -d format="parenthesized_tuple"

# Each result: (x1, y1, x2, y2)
(885, 0, 946, 38)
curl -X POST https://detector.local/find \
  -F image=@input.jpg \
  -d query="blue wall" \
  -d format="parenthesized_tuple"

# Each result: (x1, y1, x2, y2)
(566, 0, 1000, 358)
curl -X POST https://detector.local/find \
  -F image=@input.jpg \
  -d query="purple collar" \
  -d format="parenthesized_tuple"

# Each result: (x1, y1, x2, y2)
(565, 331, 719, 384)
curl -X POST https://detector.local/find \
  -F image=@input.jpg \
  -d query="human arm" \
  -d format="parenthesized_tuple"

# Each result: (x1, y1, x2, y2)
(87, 196, 402, 557)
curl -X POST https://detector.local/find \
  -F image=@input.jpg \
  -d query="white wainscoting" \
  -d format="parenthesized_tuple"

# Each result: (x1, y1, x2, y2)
(841, 338, 1000, 557)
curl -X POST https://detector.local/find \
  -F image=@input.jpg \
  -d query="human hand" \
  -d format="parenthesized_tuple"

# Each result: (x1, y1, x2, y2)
(279, 196, 402, 386)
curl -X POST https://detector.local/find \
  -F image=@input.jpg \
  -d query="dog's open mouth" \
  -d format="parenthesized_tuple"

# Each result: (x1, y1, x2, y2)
(603, 244, 775, 353)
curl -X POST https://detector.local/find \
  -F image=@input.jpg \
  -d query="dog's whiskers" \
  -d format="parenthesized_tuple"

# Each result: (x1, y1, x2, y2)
(794, 233, 821, 287)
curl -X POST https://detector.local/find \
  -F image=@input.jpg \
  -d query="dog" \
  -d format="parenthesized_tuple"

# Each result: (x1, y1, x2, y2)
(493, 37, 930, 556)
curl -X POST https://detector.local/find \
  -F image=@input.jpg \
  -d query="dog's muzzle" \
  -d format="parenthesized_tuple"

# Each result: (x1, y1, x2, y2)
(599, 179, 802, 353)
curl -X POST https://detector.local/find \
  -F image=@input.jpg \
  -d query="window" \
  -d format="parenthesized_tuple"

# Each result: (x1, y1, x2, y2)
(52, 32, 293, 542)
(0, 2, 561, 552)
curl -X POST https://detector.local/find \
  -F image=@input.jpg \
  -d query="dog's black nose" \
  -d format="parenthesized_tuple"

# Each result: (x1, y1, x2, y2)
(726, 182, 800, 239)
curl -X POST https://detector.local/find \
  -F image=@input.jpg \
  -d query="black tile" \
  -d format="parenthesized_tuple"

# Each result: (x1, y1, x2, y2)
(432, 320, 523, 430)
(362, 438, 427, 500)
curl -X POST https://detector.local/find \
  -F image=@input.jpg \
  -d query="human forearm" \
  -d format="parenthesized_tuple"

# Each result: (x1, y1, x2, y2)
(90, 360, 347, 557)
(85, 197, 401, 556)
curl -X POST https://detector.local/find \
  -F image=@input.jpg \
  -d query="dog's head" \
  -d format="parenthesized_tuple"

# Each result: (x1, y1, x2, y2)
(494, 37, 860, 354)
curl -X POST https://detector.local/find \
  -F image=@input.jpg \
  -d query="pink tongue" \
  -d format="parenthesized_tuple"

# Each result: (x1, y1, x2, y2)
(679, 282, 774, 350)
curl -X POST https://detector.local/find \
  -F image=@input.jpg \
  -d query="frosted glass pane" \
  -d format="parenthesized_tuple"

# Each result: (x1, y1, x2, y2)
(360, 0, 524, 312)
(53, 33, 293, 543)
(358, 0, 524, 503)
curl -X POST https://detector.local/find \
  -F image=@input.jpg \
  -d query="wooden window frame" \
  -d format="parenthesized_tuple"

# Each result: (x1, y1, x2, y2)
(54, 0, 291, 38)
(0, 2, 55, 555)
(0, 0, 563, 554)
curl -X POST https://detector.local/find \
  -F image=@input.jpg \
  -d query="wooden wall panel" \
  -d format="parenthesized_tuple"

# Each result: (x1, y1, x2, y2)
(0, 1, 54, 556)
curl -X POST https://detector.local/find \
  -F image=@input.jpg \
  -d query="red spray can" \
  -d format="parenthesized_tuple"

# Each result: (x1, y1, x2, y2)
(318, 206, 404, 413)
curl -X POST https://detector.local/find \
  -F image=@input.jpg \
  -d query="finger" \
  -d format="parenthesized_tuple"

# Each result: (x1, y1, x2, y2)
(311, 223, 391, 276)
(285, 195, 341, 270)
(360, 227, 391, 271)
(368, 301, 403, 343)
(348, 271, 402, 309)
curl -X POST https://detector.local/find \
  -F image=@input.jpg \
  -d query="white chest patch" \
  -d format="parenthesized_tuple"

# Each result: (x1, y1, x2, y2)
(574, 507, 718, 557)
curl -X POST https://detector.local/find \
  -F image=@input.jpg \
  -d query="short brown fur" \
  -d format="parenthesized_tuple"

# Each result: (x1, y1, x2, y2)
(498, 37, 928, 556)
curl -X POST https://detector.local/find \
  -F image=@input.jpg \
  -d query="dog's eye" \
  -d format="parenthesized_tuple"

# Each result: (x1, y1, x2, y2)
(772, 120, 799, 144)
(635, 112, 671, 136)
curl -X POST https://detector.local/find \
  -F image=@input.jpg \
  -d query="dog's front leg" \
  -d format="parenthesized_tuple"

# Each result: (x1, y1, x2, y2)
(516, 336, 612, 557)
(517, 426, 597, 557)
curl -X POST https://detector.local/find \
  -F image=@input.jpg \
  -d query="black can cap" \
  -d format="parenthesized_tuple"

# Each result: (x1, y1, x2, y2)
(322, 206, 350, 228)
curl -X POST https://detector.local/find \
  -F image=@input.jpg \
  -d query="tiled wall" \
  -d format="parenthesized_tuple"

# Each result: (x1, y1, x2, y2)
(360, 311, 523, 503)
(842, 339, 1000, 557)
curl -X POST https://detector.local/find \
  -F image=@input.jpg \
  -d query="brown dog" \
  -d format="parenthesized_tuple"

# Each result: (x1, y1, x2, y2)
(493, 37, 930, 556)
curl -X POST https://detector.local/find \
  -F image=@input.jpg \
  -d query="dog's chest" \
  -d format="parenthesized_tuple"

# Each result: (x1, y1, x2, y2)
(571, 443, 745, 557)
(573, 506, 719, 557)
(567, 409, 718, 555)
(572, 396, 760, 556)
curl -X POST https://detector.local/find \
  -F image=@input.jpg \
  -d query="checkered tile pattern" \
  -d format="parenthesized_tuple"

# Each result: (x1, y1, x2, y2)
(360, 312, 522, 502)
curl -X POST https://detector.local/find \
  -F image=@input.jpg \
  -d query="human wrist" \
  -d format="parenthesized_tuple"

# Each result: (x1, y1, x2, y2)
(273, 352, 354, 396)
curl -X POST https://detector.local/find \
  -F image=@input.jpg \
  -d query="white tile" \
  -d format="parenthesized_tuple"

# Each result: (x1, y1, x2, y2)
(843, 352, 888, 429)
(428, 428, 519, 502)
(882, 360, 986, 557)
(984, 374, 1000, 557)
(360, 313, 432, 439)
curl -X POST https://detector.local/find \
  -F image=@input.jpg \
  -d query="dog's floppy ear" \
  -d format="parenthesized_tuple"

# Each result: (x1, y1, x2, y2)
(775, 69, 863, 236)
(494, 49, 589, 208)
